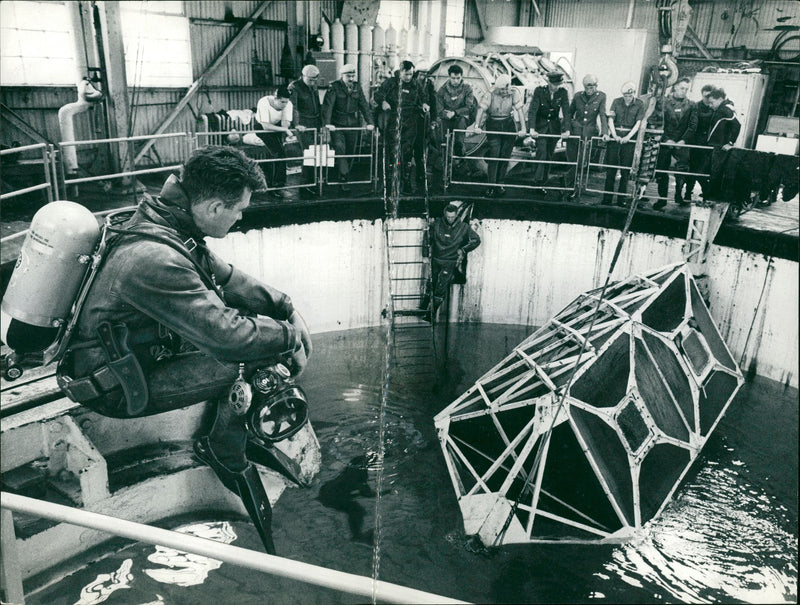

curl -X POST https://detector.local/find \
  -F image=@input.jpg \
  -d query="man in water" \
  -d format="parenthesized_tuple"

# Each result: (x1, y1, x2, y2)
(57, 146, 312, 555)
(424, 202, 481, 320)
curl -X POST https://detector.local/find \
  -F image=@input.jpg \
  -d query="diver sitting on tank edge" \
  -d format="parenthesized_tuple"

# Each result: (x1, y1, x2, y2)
(53, 146, 312, 555)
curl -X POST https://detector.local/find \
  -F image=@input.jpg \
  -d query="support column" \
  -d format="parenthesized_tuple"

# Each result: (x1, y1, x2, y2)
(94, 1, 133, 184)
(0, 509, 25, 605)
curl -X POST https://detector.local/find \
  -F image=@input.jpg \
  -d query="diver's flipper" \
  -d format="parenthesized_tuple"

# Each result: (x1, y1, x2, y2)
(194, 436, 277, 554)
(246, 437, 307, 487)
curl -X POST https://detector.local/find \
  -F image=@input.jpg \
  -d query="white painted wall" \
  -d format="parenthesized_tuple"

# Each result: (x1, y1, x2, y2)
(208, 219, 798, 388)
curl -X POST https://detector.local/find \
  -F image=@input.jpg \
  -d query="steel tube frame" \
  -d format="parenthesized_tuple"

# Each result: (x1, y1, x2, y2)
(1, 492, 468, 605)
(0, 143, 55, 205)
(321, 126, 376, 186)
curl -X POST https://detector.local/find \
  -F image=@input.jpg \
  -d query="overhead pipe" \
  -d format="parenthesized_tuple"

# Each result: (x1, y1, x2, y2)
(58, 78, 103, 176)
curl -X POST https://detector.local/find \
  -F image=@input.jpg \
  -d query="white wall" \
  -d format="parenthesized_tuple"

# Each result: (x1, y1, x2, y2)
(208, 219, 798, 388)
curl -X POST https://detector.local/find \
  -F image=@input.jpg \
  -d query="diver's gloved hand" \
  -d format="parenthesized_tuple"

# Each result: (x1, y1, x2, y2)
(288, 310, 312, 377)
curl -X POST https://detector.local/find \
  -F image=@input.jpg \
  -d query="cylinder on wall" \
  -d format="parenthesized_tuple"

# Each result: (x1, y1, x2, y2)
(398, 27, 408, 63)
(321, 18, 330, 51)
(331, 17, 344, 75)
(345, 18, 359, 68)
(372, 24, 386, 84)
(406, 26, 418, 63)
(386, 24, 397, 71)
(358, 23, 372, 99)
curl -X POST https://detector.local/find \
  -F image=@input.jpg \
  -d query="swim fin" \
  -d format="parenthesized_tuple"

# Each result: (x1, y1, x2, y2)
(194, 436, 277, 554)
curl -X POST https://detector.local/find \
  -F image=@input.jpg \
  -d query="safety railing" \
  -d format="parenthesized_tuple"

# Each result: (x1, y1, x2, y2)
(58, 132, 192, 198)
(0, 492, 467, 605)
(584, 136, 713, 203)
(322, 125, 378, 188)
(445, 129, 581, 194)
(0, 143, 58, 205)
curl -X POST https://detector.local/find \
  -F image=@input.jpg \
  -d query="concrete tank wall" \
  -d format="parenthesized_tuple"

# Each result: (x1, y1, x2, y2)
(208, 219, 798, 388)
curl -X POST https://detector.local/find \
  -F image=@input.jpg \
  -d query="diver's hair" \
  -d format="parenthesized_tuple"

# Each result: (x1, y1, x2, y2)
(448, 64, 463, 75)
(676, 76, 692, 86)
(700, 83, 716, 94)
(708, 87, 726, 100)
(400, 60, 415, 72)
(275, 85, 291, 99)
(182, 146, 266, 207)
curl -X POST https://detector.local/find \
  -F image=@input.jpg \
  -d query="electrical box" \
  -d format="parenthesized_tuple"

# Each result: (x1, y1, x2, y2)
(689, 72, 768, 149)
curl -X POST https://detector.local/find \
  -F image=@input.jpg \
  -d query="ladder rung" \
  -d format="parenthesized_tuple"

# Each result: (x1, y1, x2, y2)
(393, 309, 429, 316)
(392, 261, 424, 265)
(390, 244, 424, 248)
(392, 294, 423, 300)
(391, 277, 425, 281)
(388, 228, 427, 232)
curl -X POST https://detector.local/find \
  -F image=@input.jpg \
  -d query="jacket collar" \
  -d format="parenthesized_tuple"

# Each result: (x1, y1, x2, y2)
(139, 173, 206, 242)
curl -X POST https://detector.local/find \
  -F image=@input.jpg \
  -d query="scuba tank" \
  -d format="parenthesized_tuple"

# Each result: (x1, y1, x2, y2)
(1, 203, 133, 379)
(1, 201, 100, 355)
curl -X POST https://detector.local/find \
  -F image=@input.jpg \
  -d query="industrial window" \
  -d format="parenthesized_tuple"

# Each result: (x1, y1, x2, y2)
(445, 0, 465, 57)
(376, 0, 411, 31)
(0, 1, 79, 86)
(120, 1, 192, 88)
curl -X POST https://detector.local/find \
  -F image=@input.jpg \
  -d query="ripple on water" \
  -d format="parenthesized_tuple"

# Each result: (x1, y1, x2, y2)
(601, 463, 798, 603)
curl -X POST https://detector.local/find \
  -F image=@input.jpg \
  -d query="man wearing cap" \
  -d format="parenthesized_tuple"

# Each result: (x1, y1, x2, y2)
(322, 63, 374, 192)
(564, 75, 608, 199)
(436, 64, 477, 172)
(289, 65, 322, 199)
(527, 71, 570, 189)
(472, 74, 526, 197)
(374, 60, 432, 195)
(603, 82, 645, 206)
(256, 85, 294, 198)
(423, 202, 481, 320)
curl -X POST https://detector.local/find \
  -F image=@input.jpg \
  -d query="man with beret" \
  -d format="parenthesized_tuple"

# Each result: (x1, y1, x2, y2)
(289, 64, 322, 198)
(527, 71, 570, 190)
(322, 63, 374, 192)
(564, 74, 607, 200)
(603, 81, 645, 206)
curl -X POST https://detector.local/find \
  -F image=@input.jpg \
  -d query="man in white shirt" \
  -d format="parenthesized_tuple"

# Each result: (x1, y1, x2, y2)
(256, 85, 294, 198)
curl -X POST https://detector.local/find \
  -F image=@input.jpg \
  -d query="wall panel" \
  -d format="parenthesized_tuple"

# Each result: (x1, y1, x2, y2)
(208, 218, 798, 388)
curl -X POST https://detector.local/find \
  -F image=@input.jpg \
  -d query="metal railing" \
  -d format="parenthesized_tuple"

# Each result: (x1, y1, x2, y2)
(322, 125, 378, 187)
(57, 132, 191, 197)
(0, 143, 58, 204)
(1, 492, 467, 605)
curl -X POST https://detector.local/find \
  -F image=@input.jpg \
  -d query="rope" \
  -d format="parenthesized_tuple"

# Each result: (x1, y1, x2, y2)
(492, 188, 643, 546)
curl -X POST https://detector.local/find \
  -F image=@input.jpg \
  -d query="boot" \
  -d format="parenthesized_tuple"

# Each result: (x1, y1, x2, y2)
(654, 177, 668, 210)
(674, 176, 688, 206)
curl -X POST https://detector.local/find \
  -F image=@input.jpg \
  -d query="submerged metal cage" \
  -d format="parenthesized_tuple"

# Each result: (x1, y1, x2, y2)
(434, 263, 744, 546)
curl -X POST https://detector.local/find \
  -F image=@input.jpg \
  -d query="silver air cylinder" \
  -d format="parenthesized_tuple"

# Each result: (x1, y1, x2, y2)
(358, 23, 372, 99)
(345, 18, 358, 68)
(331, 18, 344, 76)
(1, 201, 100, 353)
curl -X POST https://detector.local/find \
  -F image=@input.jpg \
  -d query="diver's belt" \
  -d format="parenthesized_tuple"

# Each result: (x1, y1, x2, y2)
(57, 322, 150, 415)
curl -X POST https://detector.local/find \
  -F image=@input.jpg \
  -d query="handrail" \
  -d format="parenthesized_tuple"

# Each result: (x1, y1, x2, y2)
(1, 492, 468, 605)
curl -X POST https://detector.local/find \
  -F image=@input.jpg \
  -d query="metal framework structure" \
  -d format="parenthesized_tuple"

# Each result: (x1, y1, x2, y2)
(434, 262, 744, 545)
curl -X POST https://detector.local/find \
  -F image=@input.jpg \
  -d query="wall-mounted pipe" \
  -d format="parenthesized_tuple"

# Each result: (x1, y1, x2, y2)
(58, 79, 103, 175)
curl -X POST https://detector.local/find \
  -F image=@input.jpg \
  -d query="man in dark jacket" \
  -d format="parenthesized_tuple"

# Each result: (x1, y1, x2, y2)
(564, 74, 607, 199)
(289, 64, 322, 198)
(704, 88, 742, 200)
(424, 202, 480, 319)
(374, 60, 431, 195)
(684, 83, 715, 200)
(653, 77, 698, 210)
(57, 146, 312, 555)
(527, 71, 570, 187)
(436, 64, 476, 171)
(322, 63, 374, 191)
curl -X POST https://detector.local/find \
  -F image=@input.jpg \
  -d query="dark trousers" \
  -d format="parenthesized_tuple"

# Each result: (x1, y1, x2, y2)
(485, 117, 516, 185)
(330, 128, 360, 180)
(532, 125, 560, 183)
(413, 114, 430, 186)
(565, 135, 591, 189)
(257, 131, 287, 188)
(296, 127, 318, 186)
(382, 115, 418, 189)
(686, 146, 711, 198)
(442, 115, 468, 158)
(655, 143, 690, 201)
(429, 257, 458, 312)
(604, 140, 635, 202)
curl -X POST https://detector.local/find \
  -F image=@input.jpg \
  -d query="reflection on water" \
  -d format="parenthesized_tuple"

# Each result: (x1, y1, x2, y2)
(28, 325, 797, 605)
